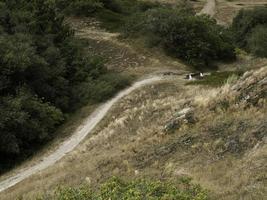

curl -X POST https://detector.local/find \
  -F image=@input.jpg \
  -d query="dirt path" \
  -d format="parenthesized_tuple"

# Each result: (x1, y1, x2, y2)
(0, 74, 180, 193)
(0, 1, 214, 193)
(198, 0, 216, 16)
(0, 16, 187, 194)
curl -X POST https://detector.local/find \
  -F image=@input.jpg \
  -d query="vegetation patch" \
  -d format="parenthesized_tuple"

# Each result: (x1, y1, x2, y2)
(57, 0, 237, 69)
(56, 0, 159, 31)
(232, 7, 267, 57)
(186, 71, 243, 87)
(36, 177, 209, 200)
(0, 0, 131, 173)
(123, 6, 236, 69)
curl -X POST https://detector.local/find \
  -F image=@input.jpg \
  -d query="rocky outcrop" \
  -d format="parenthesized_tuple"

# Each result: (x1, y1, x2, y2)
(232, 67, 267, 106)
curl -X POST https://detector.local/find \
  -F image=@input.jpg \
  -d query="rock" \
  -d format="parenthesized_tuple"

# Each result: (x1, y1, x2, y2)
(164, 108, 195, 132)
(232, 67, 267, 106)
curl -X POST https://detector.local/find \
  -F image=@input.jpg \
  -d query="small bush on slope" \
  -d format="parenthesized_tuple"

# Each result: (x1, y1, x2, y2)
(232, 7, 267, 57)
(60, 0, 104, 16)
(36, 177, 208, 200)
(247, 25, 267, 58)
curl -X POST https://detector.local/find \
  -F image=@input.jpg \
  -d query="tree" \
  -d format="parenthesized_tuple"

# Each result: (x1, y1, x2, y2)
(125, 7, 236, 68)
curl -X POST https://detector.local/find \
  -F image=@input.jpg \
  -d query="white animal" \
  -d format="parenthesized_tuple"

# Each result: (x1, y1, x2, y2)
(189, 74, 193, 80)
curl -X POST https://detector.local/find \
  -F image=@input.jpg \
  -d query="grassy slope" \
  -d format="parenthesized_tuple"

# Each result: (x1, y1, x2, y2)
(3, 67, 266, 200)
(1, 1, 267, 199)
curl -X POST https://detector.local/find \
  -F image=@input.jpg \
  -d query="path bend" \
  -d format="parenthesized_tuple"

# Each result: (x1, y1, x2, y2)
(0, 75, 169, 193)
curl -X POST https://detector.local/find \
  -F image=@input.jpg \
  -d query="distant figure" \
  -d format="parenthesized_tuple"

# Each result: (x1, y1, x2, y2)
(186, 72, 204, 80)
(185, 73, 193, 80)
(189, 74, 193, 80)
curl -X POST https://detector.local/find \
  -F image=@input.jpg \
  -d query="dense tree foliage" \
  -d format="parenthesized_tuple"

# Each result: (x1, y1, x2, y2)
(232, 7, 267, 57)
(0, 0, 130, 172)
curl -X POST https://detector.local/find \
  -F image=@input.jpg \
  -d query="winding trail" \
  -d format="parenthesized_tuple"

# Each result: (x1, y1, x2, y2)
(198, 0, 216, 17)
(0, 0, 216, 194)
(0, 75, 166, 193)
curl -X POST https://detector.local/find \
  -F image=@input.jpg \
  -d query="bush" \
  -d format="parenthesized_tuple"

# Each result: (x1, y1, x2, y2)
(247, 25, 267, 57)
(37, 177, 209, 200)
(65, 0, 103, 16)
(232, 7, 267, 57)
(124, 7, 236, 69)
(0, 89, 64, 171)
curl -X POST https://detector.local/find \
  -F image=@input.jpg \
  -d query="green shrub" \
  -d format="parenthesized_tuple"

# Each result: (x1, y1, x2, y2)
(247, 25, 267, 57)
(0, 89, 64, 171)
(65, 0, 103, 16)
(232, 7, 267, 57)
(101, 0, 122, 13)
(124, 7, 236, 69)
(37, 177, 209, 200)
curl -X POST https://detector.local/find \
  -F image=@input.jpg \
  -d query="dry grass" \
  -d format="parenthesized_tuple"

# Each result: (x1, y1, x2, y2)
(1, 3, 267, 199)
(2, 67, 266, 200)
(0, 78, 188, 200)
(0, 14, 189, 199)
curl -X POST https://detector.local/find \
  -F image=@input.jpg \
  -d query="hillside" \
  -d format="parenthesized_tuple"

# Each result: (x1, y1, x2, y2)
(2, 66, 266, 200)
(0, 0, 266, 200)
